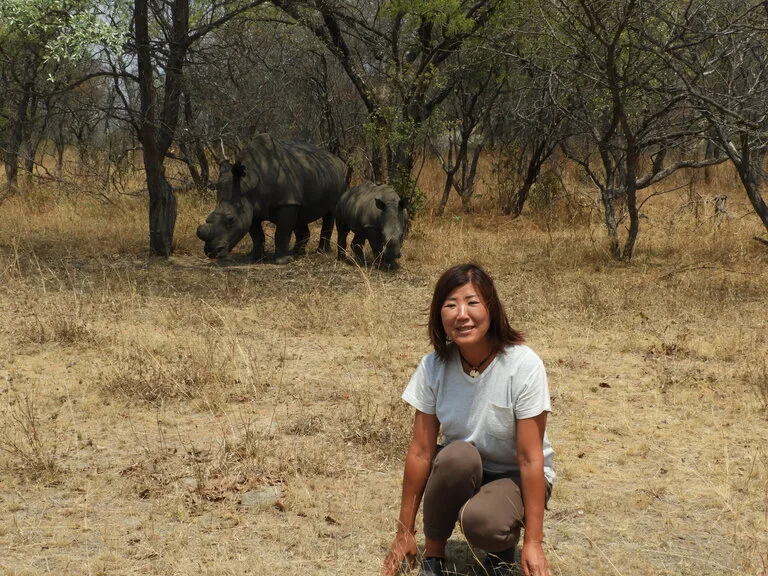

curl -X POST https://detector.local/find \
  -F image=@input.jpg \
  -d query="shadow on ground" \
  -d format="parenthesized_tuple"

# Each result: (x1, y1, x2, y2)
(405, 541, 522, 576)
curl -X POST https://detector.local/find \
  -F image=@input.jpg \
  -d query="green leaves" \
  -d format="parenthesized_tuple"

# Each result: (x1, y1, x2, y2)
(0, 0, 127, 65)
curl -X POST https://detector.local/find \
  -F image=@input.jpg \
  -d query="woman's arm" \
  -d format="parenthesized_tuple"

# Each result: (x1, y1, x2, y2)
(381, 410, 439, 576)
(516, 412, 552, 576)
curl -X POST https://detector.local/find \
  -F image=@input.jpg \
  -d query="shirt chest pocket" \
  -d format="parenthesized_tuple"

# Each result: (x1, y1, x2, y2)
(485, 403, 516, 440)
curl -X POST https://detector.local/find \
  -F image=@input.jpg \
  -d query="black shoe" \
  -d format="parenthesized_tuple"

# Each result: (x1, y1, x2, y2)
(481, 548, 516, 576)
(418, 556, 445, 576)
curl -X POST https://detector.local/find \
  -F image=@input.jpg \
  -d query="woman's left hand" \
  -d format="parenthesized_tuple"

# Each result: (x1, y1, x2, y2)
(520, 541, 552, 576)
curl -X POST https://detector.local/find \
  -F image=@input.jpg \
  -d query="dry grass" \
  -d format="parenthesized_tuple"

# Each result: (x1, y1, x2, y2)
(0, 165, 766, 575)
(0, 392, 60, 480)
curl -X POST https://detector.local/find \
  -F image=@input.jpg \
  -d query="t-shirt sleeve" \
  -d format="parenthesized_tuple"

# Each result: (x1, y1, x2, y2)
(513, 353, 552, 420)
(401, 356, 437, 414)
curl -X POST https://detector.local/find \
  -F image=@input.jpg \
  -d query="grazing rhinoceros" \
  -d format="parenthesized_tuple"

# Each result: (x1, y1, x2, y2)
(196, 134, 347, 264)
(335, 181, 409, 269)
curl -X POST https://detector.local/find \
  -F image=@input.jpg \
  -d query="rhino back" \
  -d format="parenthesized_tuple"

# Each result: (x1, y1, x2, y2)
(238, 134, 346, 221)
(337, 182, 402, 231)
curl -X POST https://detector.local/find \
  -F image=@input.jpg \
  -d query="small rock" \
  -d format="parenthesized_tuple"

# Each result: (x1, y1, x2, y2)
(239, 486, 283, 510)
(179, 477, 197, 490)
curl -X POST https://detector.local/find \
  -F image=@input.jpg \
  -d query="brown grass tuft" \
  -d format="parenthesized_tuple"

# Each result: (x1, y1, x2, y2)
(101, 343, 232, 409)
(0, 392, 59, 480)
(743, 356, 768, 412)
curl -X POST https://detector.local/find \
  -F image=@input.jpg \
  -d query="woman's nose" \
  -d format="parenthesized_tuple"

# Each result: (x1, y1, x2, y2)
(456, 304, 469, 318)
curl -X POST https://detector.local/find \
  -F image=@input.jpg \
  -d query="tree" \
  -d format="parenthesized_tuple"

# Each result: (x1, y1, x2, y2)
(664, 0, 768, 237)
(131, 0, 268, 256)
(275, 0, 506, 202)
(543, 0, 724, 260)
(486, 15, 569, 218)
(0, 0, 122, 191)
(182, 14, 363, 159)
(430, 67, 503, 215)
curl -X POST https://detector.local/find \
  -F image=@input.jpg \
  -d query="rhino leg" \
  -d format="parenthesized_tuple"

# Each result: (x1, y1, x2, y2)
(249, 221, 265, 261)
(351, 233, 366, 264)
(317, 211, 334, 253)
(368, 230, 385, 268)
(274, 205, 299, 265)
(294, 223, 310, 256)
(336, 219, 351, 260)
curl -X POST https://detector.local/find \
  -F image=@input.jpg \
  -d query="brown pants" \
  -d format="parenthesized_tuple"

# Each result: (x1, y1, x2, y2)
(423, 441, 549, 553)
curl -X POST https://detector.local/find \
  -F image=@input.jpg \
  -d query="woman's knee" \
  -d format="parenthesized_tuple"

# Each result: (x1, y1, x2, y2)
(458, 480, 523, 552)
(432, 441, 482, 480)
(460, 502, 520, 552)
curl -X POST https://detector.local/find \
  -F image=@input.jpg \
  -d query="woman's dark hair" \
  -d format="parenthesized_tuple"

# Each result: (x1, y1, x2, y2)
(428, 263, 524, 360)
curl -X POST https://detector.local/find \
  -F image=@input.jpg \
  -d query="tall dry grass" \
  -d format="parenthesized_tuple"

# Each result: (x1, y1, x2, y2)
(0, 160, 766, 575)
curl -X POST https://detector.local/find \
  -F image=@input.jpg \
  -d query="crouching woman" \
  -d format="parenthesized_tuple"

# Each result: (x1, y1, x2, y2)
(381, 263, 555, 576)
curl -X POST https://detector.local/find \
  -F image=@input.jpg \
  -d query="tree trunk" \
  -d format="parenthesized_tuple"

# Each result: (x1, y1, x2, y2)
(737, 152, 768, 233)
(54, 122, 65, 178)
(437, 171, 455, 217)
(148, 174, 178, 255)
(436, 144, 457, 217)
(505, 140, 547, 218)
(195, 142, 210, 188)
(460, 144, 483, 213)
(460, 189, 472, 213)
(716, 131, 768, 235)
(367, 111, 388, 182)
(704, 138, 720, 184)
(179, 139, 203, 190)
(135, 0, 192, 256)
(317, 56, 341, 156)
(21, 89, 41, 180)
(621, 147, 641, 261)
(136, 0, 178, 256)
(4, 75, 34, 192)
(388, 140, 416, 193)
(181, 90, 210, 188)
(180, 92, 203, 189)
(601, 188, 621, 260)
(455, 143, 481, 214)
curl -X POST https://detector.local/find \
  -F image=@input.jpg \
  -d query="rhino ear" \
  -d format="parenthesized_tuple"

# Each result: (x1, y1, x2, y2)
(375, 198, 386, 211)
(232, 161, 246, 179)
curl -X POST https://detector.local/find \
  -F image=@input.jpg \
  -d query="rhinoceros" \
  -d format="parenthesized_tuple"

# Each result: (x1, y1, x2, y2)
(196, 134, 347, 264)
(335, 181, 409, 269)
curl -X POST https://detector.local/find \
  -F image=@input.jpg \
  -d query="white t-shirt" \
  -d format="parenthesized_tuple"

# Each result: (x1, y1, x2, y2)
(402, 344, 556, 485)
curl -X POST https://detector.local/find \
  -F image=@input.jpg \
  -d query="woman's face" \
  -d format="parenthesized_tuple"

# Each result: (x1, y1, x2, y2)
(440, 282, 491, 350)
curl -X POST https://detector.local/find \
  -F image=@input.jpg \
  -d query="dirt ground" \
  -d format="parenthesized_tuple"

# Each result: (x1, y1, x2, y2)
(0, 192, 766, 576)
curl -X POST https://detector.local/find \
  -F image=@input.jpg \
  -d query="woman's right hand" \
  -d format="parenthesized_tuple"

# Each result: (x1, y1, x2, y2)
(381, 530, 417, 576)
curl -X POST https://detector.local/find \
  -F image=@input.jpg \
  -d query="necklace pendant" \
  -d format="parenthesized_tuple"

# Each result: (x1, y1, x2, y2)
(469, 368, 480, 378)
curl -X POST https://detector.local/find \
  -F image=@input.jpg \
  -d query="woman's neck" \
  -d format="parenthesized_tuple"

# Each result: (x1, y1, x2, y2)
(456, 342, 494, 368)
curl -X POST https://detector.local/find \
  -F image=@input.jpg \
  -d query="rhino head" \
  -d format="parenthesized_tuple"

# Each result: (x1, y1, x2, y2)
(376, 196, 409, 269)
(196, 161, 255, 259)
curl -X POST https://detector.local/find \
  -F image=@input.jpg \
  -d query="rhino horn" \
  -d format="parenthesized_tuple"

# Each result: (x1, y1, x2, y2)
(196, 224, 212, 241)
